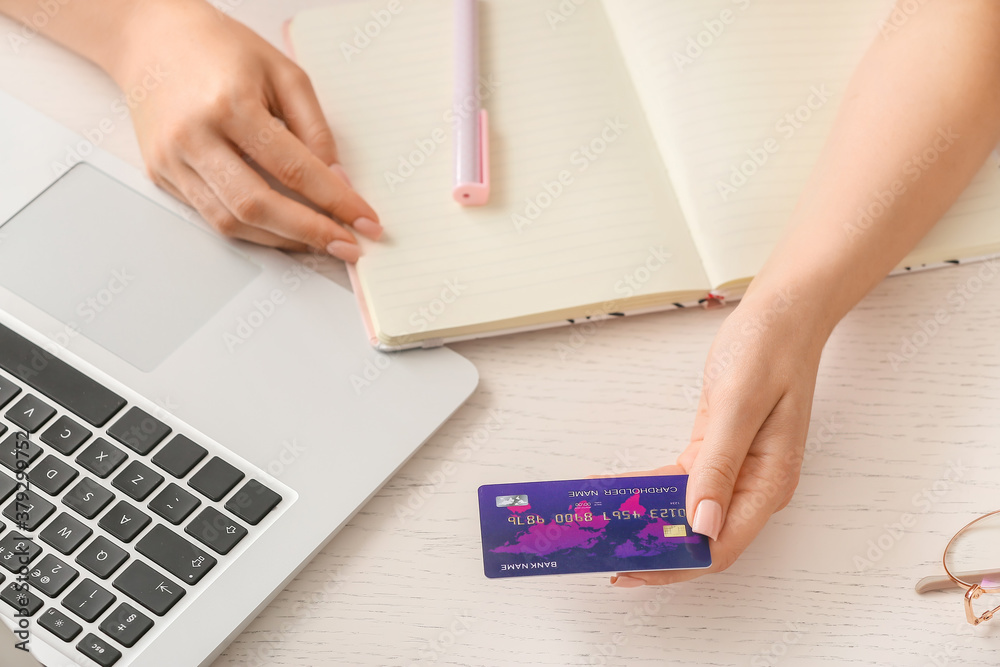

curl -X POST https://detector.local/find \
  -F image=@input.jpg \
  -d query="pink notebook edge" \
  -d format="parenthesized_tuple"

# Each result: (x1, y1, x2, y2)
(346, 263, 382, 349)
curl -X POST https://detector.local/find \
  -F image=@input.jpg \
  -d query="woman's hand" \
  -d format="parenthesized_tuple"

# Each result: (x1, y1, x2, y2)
(602, 0, 1000, 589)
(109, 0, 381, 261)
(610, 288, 827, 587)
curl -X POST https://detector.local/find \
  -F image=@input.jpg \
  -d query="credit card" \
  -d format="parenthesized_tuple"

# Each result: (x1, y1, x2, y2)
(478, 475, 712, 578)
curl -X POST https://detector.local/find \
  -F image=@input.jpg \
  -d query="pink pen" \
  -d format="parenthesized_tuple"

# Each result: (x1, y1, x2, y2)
(452, 0, 490, 206)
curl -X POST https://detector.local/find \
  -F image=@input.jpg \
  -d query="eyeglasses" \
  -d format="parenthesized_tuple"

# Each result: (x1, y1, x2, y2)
(915, 509, 1000, 625)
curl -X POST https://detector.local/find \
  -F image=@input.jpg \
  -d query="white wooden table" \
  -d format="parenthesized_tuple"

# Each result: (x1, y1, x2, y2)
(3, 3, 1000, 665)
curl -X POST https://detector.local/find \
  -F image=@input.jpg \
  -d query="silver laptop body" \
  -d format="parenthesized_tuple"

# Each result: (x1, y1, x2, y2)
(0, 91, 477, 666)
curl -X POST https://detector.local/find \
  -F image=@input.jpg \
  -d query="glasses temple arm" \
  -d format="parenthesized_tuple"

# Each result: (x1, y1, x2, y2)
(915, 569, 1000, 594)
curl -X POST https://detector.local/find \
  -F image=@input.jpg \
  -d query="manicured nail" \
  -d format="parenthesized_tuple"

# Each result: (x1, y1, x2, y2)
(691, 499, 723, 541)
(611, 575, 646, 588)
(327, 240, 361, 263)
(353, 216, 384, 241)
(329, 163, 353, 188)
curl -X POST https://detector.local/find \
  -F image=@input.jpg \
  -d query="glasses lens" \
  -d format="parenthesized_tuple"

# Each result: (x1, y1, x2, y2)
(945, 512, 1000, 588)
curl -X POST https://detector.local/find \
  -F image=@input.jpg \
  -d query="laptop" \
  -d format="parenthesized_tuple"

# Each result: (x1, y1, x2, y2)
(0, 91, 478, 666)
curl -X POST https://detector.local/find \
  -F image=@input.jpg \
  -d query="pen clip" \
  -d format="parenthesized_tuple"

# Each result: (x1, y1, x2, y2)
(453, 109, 490, 206)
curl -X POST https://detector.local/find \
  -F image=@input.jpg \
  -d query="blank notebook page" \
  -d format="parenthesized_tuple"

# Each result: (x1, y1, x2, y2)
(603, 0, 1000, 288)
(289, 0, 709, 341)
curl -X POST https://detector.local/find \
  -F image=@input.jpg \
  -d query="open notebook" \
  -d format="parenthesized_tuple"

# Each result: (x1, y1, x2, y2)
(287, 0, 1000, 350)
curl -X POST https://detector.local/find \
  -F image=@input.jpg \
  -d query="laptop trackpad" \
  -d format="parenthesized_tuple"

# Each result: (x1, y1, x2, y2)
(0, 163, 260, 371)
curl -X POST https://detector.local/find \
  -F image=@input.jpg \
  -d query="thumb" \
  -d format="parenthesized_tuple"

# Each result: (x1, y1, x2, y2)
(684, 395, 766, 541)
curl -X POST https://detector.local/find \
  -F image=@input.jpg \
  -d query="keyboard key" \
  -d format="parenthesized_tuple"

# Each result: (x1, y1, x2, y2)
(0, 377, 21, 410)
(152, 434, 207, 478)
(226, 480, 282, 526)
(8, 394, 54, 434)
(137, 525, 217, 585)
(100, 602, 153, 648)
(112, 461, 163, 501)
(41, 415, 92, 455)
(0, 323, 126, 427)
(188, 457, 244, 501)
(101, 602, 153, 648)
(39, 607, 83, 642)
(40, 512, 92, 554)
(99, 501, 151, 544)
(28, 455, 79, 495)
(148, 483, 200, 525)
(153, 435, 208, 479)
(63, 478, 115, 519)
(1, 579, 42, 616)
(0, 432, 42, 473)
(29, 554, 78, 597)
(113, 560, 184, 616)
(76, 438, 127, 479)
(77, 632, 122, 666)
(0, 469, 17, 504)
(3, 488, 56, 531)
(0, 532, 40, 573)
(185, 506, 247, 555)
(107, 407, 170, 456)
(64, 578, 116, 622)
(76, 536, 129, 579)
(6, 394, 56, 433)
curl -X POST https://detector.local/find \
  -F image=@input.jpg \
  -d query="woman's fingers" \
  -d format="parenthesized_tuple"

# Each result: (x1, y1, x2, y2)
(184, 142, 366, 262)
(611, 393, 807, 588)
(611, 453, 782, 588)
(232, 108, 383, 241)
(268, 65, 361, 195)
(158, 164, 312, 252)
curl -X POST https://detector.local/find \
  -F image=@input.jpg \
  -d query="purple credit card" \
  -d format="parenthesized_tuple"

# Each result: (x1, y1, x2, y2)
(478, 475, 712, 578)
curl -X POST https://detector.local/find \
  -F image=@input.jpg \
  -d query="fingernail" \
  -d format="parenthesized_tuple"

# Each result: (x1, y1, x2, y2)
(353, 216, 384, 241)
(611, 575, 646, 588)
(329, 163, 353, 188)
(691, 499, 723, 541)
(327, 240, 361, 263)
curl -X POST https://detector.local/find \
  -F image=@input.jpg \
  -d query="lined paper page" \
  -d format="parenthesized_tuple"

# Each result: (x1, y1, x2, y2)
(601, 0, 1000, 288)
(289, 0, 708, 344)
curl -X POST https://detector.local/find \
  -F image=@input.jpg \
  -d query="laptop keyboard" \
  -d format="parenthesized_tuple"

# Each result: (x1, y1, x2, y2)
(0, 323, 287, 666)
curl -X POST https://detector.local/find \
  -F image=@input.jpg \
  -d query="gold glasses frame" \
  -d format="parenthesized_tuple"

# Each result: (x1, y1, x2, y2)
(915, 509, 1000, 625)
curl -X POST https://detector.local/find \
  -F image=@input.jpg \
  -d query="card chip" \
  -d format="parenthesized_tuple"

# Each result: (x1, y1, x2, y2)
(663, 524, 687, 538)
